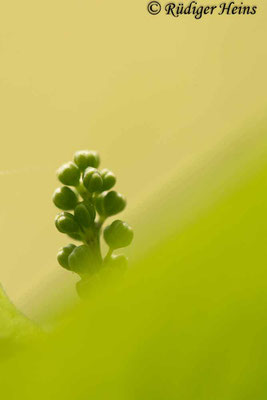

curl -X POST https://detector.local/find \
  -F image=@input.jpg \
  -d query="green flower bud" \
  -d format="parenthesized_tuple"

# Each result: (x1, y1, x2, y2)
(83, 167, 103, 193)
(57, 162, 80, 186)
(94, 192, 105, 215)
(101, 169, 116, 191)
(55, 212, 80, 234)
(53, 186, 78, 210)
(57, 244, 76, 270)
(74, 201, 96, 228)
(74, 150, 100, 171)
(104, 220, 133, 249)
(95, 191, 126, 216)
(67, 232, 82, 241)
(68, 245, 99, 274)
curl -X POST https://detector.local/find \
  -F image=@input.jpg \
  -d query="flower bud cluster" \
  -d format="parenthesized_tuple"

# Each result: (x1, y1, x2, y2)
(53, 150, 133, 298)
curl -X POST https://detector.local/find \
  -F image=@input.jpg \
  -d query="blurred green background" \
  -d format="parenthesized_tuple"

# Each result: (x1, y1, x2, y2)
(0, 0, 266, 310)
(0, 0, 267, 398)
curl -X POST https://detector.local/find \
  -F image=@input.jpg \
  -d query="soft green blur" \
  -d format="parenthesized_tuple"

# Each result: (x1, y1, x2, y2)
(1, 131, 267, 399)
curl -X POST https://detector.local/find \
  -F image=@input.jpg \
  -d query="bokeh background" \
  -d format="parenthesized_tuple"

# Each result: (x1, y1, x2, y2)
(0, 0, 267, 398)
(0, 0, 266, 313)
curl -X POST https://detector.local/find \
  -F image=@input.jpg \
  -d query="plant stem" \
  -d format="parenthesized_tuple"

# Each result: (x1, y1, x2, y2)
(95, 216, 106, 231)
(84, 226, 103, 266)
(104, 248, 113, 263)
(75, 182, 91, 200)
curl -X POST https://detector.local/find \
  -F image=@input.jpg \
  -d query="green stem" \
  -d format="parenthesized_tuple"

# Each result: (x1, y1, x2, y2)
(84, 226, 103, 266)
(75, 182, 91, 201)
(96, 216, 106, 231)
(104, 247, 113, 263)
(93, 235, 103, 265)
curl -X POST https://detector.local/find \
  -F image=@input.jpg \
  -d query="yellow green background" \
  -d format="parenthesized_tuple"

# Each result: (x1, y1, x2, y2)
(0, 1, 267, 398)
(0, 0, 266, 309)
